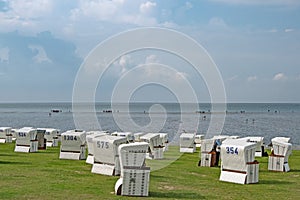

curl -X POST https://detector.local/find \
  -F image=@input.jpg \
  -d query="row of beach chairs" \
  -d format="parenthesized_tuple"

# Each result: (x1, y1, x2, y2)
(2, 127, 169, 197)
(0, 126, 59, 152)
(179, 133, 292, 184)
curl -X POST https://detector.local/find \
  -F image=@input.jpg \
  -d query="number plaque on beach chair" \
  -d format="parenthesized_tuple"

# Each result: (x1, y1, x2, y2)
(59, 130, 86, 160)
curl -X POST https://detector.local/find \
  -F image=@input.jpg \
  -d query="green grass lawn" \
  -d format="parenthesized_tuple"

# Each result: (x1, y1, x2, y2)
(0, 143, 299, 200)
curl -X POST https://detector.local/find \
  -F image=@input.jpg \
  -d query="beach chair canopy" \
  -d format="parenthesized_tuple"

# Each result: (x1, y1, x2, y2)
(228, 136, 240, 139)
(195, 134, 204, 143)
(93, 135, 128, 165)
(111, 132, 134, 142)
(245, 137, 264, 152)
(271, 138, 292, 157)
(37, 128, 58, 142)
(133, 132, 146, 142)
(60, 130, 86, 151)
(140, 133, 160, 152)
(16, 127, 37, 145)
(272, 137, 290, 143)
(86, 131, 108, 155)
(0, 127, 11, 138)
(180, 133, 195, 148)
(221, 139, 257, 172)
(212, 135, 229, 144)
(159, 133, 168, 143)
(118, 142, 149, 169)
(44, 128, 59, 141)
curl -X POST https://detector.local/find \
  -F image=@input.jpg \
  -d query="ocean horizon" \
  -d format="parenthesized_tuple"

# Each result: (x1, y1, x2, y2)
(0, 102, 299, 147)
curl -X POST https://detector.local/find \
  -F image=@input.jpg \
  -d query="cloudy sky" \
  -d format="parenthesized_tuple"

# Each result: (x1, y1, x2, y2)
(0, 0, 299, 102)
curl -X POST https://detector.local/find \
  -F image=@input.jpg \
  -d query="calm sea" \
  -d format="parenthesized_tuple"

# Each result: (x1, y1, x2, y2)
(0, 102, 299, 147)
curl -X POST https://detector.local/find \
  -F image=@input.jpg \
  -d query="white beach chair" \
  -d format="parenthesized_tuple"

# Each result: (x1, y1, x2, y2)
(92, 135, 128, 176)
(180, 133, 196, 153)
(0, 127, 13, 143)
(59, 130, 86, 160)
(115, 142, 150, 196)
(194, 134, 204, 148)
(14, 127, 38, 153)
(140, 133, 163, 159)
(42, 128, 60, 147)
(268, 137, 292, 172)
(219, 139, 259, 184)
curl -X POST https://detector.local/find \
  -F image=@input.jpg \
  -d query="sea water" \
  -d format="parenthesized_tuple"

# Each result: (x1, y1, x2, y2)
(0, 102, 299, 147)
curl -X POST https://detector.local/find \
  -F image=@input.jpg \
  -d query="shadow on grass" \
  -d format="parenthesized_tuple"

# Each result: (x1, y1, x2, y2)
(150, 174, 167, 179)
(259, 179, 291, 185)
(0, 153, 15, 156)
(149, 191, 206, 199)
(289, 169, 300, 172)
(0, 153, 25, 158)
(0, 160, 32, 165)
(34, 150, 58, 154)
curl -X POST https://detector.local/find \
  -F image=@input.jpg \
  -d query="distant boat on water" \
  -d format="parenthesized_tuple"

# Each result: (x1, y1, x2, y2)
(51, 109, 62, 113)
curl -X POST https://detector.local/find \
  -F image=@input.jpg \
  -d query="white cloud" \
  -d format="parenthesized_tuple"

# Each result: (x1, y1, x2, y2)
(125, 15, 157, 26)
(111, 55, 133, 76)
(145, 54, 159, 64)
(9, 0, 53, 19)
(117, 55, 188, 83)
(285, 29, 294, 33)
(140, 1, 156, 15)
(111, 54, 189, 84)
(209, 0, 300, 6)
(247, 76, 257, 82)
(70, 0, 158, 26)
(0, 0, 53, 33)
(0, 0, 160, 36)
(273, 73, 287, 81)
(175, 71, 189, 81)
(141, 64, 188, 83)
(118, 55, 131, 74)
(0, 47, 10, 63)
(28, 45, 52, 63)
(74, 0, 123, 21)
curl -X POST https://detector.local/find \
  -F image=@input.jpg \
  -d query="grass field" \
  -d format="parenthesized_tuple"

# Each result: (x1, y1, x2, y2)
(0, 143, 299, 200)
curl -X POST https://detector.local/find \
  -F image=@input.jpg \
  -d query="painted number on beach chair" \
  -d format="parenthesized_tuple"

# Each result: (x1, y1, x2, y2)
(63, 135, 78, 141)
(97, 141, 109, 149)
(18, 132, 26, 137)
(226, 147, 238, 155)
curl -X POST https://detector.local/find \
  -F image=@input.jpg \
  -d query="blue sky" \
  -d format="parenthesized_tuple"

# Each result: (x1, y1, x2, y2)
(0, 0, 299, 102)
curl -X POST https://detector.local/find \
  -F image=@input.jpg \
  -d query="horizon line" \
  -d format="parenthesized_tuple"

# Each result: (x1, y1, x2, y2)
(0, 101, 300, 104)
